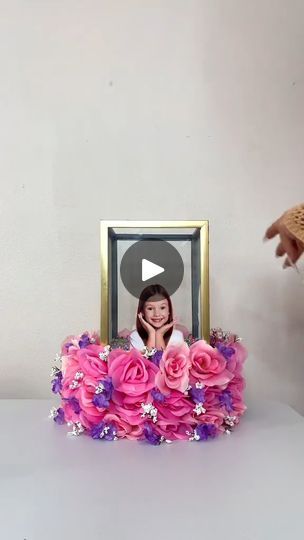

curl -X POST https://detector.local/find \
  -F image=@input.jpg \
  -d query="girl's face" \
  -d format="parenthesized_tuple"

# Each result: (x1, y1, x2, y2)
(143, 297, 170, 329)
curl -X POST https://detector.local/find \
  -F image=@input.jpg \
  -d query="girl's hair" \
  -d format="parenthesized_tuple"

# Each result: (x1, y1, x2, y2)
(136, 284, 173, 346)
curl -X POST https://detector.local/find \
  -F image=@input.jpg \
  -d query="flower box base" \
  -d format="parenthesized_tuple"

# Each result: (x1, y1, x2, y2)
(50, 329, 247, 445)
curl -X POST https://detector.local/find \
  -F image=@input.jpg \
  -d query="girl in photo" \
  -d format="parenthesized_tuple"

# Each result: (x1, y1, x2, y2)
(129, 284, 184, 351)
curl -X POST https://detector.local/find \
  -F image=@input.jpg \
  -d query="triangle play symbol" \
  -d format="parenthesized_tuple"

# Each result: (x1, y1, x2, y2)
(142, 259, 165, 282)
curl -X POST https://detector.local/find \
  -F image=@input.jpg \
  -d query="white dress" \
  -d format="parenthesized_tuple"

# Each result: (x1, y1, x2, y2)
(129, 329, 185, 351)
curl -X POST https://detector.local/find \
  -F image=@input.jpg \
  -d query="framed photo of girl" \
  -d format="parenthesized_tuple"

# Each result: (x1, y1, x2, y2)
(100, 221, 210, 349)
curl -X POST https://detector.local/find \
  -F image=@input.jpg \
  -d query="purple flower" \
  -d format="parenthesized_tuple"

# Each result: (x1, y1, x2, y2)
(64, 342, 73, 351)
(63, 397, 81, 414)
(91, 421, 117, 441)
(54, 408, 65, 425)
(196, 423, 217, 441)
(143, 423, 162, 445)
(216, 342, 235, 360)
(93, 393, 110, 408)
(102, 376, 113, 396)
(79, 334, 91, 349)
(189, 385, 205, 404)
(151, 350, 163, 367)
(151, 388, 166, 403)
(51, 372, 63, 394)
(91, 422, 105, 439)
(219, 390, 234, 413)
(92, 377, 113, 409)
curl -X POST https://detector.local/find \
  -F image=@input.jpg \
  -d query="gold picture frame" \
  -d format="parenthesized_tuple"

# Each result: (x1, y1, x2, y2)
(100, 220, 210, 344)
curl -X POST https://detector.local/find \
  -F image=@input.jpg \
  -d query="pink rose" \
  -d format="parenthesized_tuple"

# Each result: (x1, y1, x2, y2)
(61, 371, 107, 428)
(189, 340, 234, 387)
(108, 349, 158, 396)
(229, 375, 246, 395)
(61, 358, 82, 387)
(62, 405, 104, 430)
(61, 346, 108, 400)
(225, 377, 247, 416)
(103, 412, 143, 440)
(61, 334, 83, 356)
(61, 345, 108, 379)
(203, 380, 246, 418)
(157, 391, 194, 424)
(155, 344, 190, 395)
(77, 346, 109, 378)
(61, 332, 101, 355)
(61, 401, 79, 425)
(233, 342, 247, 373)
(220, 340, 247, 375)
(198, 410, 225, 430)
(204, 387, 222, 409)
(61, 364, 83, 400)
(110, 390, 151, 427)
(155, 421, 193, 441)
(78, 377, 107, 426)
(230, 401, 246, 417)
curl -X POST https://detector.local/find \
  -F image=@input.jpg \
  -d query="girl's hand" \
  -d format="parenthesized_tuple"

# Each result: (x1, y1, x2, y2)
(156, 318, 177, 337)
(138, 313, 156, 335)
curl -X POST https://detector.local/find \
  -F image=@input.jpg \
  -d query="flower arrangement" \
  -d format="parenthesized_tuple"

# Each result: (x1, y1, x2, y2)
(49, 329, 247, 444)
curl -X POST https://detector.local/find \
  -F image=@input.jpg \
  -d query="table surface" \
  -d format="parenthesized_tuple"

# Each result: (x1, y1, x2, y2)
(1, 398, 304, 540)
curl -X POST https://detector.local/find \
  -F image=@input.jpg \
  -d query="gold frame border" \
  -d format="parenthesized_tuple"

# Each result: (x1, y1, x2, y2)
(100, 220, 210, 344)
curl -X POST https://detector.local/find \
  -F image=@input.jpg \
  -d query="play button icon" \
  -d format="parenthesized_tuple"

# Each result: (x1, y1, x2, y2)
(142, 259, 164, 282)
(120, 240, 184, 298)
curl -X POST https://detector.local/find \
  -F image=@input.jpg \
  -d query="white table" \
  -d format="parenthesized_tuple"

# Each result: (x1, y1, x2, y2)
(1, 399, 304, 540)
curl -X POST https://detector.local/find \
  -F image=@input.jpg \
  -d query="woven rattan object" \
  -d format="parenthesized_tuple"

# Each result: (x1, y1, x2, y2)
(283, 204, 304, 245)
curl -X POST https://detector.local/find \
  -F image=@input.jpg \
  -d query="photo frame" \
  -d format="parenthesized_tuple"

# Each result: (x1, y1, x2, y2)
(100, 221, 210, 345)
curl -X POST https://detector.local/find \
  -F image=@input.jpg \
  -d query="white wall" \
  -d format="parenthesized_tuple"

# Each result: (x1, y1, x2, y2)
(1, 0, 304, 411)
